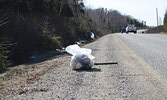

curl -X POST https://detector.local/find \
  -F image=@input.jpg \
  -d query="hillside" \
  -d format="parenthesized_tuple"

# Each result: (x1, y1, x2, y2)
(0, 0, 144, 71)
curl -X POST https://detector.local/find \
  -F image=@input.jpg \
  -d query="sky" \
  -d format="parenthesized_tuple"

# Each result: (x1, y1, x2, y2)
(84, 0, 167, 26)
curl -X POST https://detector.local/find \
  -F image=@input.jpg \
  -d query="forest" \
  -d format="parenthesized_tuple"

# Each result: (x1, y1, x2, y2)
(164, 11, 167, 30)
(0, 0, 145, 72)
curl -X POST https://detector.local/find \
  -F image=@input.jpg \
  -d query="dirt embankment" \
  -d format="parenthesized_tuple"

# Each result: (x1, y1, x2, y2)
(0, 54, 66, 98)
(147, 26, 167, 33)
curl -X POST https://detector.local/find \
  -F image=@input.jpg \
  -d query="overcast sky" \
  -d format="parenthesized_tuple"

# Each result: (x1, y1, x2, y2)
(84, 0, 167, 26)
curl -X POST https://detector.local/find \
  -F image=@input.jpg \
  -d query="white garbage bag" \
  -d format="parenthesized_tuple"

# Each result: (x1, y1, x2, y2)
(65, 44, 95, 70)
(91, 32, 95, 39)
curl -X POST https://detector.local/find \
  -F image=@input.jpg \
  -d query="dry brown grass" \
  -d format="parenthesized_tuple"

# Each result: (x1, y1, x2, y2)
(0, 56, 63, 98)
(160, 32, 167, 35)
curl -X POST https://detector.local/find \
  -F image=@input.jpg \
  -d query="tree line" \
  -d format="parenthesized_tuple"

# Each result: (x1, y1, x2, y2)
(86, 8, 144, 33)
(0, 0, 144, 72)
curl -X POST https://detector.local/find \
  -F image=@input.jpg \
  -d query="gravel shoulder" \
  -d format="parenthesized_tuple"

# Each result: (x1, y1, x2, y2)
(1, 34, 167, 100)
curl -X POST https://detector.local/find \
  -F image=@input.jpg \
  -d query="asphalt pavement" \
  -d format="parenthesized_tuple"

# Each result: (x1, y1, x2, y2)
(117, 33, 167, 79)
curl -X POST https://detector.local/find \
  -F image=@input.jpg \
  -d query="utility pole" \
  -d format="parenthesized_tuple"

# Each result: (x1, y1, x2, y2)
(156, 8, 158, 26)
(144, 21, 146, 27)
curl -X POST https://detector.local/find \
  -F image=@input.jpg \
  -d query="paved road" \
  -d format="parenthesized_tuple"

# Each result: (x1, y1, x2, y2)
(2, 34, 167, 100)
(117, 33, 167, 79)
(137, 29, 148, 33)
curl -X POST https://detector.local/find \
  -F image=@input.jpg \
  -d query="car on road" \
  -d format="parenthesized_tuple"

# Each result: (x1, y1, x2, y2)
(121, 28, 126, 33)
(126, 24, 137, 33)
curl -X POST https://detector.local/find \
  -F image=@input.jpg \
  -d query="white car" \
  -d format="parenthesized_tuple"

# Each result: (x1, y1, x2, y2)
(126, 25, 137, 33)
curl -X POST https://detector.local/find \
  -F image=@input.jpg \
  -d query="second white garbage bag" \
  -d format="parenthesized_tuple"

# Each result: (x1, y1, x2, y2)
(65, 44, 95, 70)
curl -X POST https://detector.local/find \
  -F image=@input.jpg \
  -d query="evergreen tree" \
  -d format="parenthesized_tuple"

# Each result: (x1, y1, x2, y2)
(0, 12, 10, 72)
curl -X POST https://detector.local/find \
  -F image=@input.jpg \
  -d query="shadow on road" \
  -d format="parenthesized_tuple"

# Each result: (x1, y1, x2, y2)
(25, 51, 67, 65)
(94, 62, 118, 65)
(74, 68, 101, 72)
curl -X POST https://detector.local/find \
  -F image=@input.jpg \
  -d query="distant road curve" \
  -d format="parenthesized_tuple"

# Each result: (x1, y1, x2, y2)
(137, 29, 148, 33)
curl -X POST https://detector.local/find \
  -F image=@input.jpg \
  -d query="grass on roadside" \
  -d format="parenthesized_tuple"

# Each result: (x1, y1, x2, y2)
(160, 32, 167, 35)
(0, 68, 25, 85)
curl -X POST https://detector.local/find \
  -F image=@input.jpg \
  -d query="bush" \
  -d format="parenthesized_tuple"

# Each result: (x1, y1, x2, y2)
(52, 36, 61, 48)
(0, 54, 6, 72)
(164, 12, 167, 30)
(41, 21, 61, 50)
(40, 35, 61, 51)
(0, 51, 10, 73)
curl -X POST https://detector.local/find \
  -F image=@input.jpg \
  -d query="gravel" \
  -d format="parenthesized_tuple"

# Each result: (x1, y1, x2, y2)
(2, 34, 167, 100)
